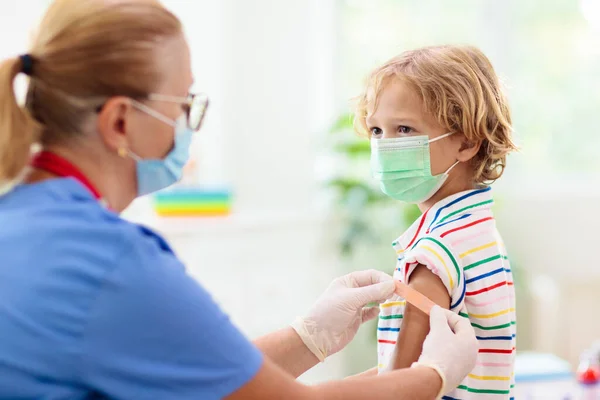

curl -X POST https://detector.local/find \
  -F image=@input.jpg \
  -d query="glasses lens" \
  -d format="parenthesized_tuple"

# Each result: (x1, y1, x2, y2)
(188, 94, 209, 131)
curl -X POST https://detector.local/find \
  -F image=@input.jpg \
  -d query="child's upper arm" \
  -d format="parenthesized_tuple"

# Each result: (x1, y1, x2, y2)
(388, 264, 450, 369)
(388, 234, 463, 370)
(401, 235, 464, 309)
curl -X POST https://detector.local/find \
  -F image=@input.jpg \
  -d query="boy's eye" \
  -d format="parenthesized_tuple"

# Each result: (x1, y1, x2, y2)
(398, 126, 413, 135)
(370, 127, 383, 137)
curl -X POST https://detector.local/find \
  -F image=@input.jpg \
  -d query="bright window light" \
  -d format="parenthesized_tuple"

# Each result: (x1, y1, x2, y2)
(581, 0, 600, 26)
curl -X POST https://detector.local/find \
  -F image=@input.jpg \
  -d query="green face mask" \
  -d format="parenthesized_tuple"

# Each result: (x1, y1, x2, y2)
(370, 132, 459, 203)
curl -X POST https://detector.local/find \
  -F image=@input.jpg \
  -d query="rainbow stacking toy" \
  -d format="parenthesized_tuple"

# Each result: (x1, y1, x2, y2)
(152, 187, 232, 217)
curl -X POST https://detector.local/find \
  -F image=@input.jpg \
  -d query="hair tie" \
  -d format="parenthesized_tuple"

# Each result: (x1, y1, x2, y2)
(19, 54, 34, 76)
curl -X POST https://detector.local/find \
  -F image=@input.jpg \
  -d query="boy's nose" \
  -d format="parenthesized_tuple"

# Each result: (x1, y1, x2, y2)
(382, 130, 396, 140)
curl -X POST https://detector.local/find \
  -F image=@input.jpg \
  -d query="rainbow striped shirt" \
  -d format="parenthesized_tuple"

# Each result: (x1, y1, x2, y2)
(377, 187, 516, 399)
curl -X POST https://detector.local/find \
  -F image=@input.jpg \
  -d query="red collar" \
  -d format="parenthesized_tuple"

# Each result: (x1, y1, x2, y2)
(31, 151, 103, 200)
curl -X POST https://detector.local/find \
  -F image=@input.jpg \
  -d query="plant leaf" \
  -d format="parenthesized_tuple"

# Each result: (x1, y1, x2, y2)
(329, 113, 355, 133)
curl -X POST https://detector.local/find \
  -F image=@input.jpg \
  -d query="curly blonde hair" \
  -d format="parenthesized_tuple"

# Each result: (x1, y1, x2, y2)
(355, 45, 517, 184)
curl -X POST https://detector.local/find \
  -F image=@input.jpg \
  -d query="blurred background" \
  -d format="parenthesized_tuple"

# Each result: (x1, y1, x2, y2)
(1, 0, 599, 391)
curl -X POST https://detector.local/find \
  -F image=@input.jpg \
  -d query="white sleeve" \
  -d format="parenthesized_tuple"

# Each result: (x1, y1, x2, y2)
(402, 235, 465, 310)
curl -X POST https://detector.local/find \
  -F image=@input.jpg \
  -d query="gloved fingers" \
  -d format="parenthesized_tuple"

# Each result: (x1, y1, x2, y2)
(348, 269, 394, 288)
(429, 305, 452, 334)
(443, 309, 473, 335)
(361, 306, 380, 323)
(352, 280, 396, 306)
(372, 297, 391, 305)
(430, 307, 479, 355)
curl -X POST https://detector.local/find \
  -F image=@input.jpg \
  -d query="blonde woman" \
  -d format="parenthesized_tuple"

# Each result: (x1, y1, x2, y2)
(0, 1, 477, 399)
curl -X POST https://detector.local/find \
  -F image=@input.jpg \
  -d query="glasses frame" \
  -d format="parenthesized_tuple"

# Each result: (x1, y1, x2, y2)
(147, 92, 210, 132)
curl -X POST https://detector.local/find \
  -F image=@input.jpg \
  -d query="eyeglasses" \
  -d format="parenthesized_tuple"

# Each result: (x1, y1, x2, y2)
(147, 93, 210, 132)
(96, 92, 210, 132)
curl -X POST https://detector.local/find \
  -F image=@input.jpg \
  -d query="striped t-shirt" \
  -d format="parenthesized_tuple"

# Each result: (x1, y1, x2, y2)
(377, 187, 516, 399)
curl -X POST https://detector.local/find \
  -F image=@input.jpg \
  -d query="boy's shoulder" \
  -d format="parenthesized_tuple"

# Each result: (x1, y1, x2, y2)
(394, 186, 497, 254)
(392, 187, 500, 309)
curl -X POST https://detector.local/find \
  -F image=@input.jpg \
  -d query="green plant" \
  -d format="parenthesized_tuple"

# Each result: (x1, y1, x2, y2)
(325, 113, 420, 257)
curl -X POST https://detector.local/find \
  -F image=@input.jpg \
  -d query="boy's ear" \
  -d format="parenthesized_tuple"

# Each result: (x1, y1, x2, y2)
(456, 135, 481, 162)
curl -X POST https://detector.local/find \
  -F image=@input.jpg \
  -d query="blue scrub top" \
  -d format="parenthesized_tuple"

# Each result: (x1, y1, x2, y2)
(0, 178, 263, 399)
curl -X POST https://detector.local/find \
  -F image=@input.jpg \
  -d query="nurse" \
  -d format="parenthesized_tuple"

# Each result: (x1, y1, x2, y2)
(0, 1, 478, 399)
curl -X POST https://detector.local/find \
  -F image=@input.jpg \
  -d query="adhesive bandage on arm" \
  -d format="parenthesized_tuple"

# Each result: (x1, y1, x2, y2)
(394, 280, 436, 316)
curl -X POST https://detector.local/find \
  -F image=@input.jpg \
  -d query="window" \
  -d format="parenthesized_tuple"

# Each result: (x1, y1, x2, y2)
(336, 0, 600, 177)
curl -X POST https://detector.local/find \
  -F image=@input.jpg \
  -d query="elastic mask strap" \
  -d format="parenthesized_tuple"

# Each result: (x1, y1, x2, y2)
(131, 100, 177, 128)
(126, 124, 186, 163)
(428, 131, 455, 144)
(445, 160, 460, 175)
(127, 150, 143, 162)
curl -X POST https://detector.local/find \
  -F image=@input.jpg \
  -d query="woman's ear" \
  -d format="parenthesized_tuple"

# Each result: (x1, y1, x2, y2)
(456, 135, 482, 162)
(96, 96, 133, 153)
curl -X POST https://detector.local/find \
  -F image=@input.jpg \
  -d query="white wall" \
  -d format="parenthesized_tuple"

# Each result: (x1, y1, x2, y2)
(496, 184, 600, 366)
(0, 1, 51, 55)
(219, 0, 335, 215)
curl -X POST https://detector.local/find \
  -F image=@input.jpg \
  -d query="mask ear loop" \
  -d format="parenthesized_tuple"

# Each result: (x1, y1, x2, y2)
(428, 131, 455, 144)
(117, 145, 144, 162)
(429, 132, 460, 175)
(445, 160, 460, 175)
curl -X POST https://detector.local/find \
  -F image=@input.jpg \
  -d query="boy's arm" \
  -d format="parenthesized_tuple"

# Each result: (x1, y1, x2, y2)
(389, 265, 451, 369)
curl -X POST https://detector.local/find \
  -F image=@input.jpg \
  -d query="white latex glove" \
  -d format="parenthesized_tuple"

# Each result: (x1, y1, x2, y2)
(413, 306, 479, 398)
(291, 269, 395, 362)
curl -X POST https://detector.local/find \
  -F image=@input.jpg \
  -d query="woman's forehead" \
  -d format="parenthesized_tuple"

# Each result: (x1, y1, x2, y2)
(154, 34, 194, 95)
